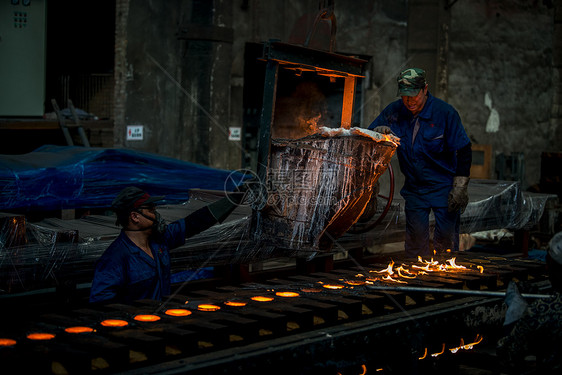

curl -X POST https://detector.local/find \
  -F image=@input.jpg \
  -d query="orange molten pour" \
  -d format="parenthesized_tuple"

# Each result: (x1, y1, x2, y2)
(101, 319, 128, 327)
(198, 304, 221, 311)
(27, 333, 55, 340)
(134, 314, 161, 322)
(251, 296, 274, 302)
(275, 292, 300, 298)
(0, 338, 17, 346)
(165, 309, 192, 317)
(65, 326, 95, 334)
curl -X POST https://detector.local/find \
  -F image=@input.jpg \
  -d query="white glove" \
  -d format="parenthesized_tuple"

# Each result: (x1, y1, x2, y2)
(503, 281, 528, 326)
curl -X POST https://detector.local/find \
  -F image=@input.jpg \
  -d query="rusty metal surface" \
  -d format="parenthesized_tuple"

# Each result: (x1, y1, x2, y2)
(251, 134, 396, 254)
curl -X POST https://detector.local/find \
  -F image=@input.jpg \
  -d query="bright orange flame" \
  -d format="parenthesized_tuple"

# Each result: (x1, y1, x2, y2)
(0, 338, 16, 346)
(412, 263, 432, 272)
(323, 284, 344, 290)
(477, 265, 484, 274)
(446, 257, 466, 269)
(431, 343, 446, 357)
(134, 314, 161, 322)
(27, 333, 55, 340)
(375, 260, 395, 275)
(379, 132, 400, 146)
(165, 309, 192, 317)
(359, 364, 367, 375)
(276, 292, 300, 297)
(396, 266, 417, 279)
(450, 334, 483, 353)
(382, 275, 407, 283)
(101, 319, 128, 327)
(251, 296, 274, 302)
(64, 326, 95, 334)
(225, 301, 247, 307)
(198, 304, 221, 312)
(418, 347, 427, 360)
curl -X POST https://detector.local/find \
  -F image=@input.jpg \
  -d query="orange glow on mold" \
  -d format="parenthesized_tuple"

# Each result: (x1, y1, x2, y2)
(101, 319, 128, 327)
(198, 304, 221, 311)
(251, 296, 274, 302)
(0, 338, 16, 346)
(165, 309, 192, 317)
(344, 280, 366, 286)
(275, 291, 300, 298)
(322, 284, 344, 290)
(477, 265, 484, 274)
(301, 287, 322, 293)
(224, 301, 247, 307)
(65, 326, 95, 334)
(134, 314, 161, 322)
(27, 333, 55, 341)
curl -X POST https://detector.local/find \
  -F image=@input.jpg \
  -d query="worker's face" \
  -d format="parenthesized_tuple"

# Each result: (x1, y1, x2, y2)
(137, 204, 167, 234)
(402, 85, 428, 116)
(134, 204, 157, 231)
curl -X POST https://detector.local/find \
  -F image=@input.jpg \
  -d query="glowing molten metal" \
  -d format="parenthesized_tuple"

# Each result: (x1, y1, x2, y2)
(134, 314, 161, 322)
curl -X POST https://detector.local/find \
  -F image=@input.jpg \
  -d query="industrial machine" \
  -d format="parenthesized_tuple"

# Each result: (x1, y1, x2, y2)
(0, 4, 557, 375)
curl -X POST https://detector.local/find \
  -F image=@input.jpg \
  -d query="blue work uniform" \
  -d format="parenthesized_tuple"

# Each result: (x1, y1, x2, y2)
(368, 93, 470, 257)
(89, 219, 186, 303)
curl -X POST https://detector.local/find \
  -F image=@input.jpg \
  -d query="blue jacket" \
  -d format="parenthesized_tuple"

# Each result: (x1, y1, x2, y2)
(89, 219, 186, 304)
(368, 93, 470, 206)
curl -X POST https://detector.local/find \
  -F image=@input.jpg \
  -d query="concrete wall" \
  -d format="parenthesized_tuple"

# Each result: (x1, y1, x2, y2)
(448, 0, 558, 188)
(114, 0, 560, 189)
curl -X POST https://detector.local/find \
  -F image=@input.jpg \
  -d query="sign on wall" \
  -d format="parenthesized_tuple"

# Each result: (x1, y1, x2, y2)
(229, 127, 241, 141)
(127, 125, 144, 141)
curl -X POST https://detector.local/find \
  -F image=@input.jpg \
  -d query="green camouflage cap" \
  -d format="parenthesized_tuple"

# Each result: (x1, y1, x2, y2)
(397, 68, 427, 97)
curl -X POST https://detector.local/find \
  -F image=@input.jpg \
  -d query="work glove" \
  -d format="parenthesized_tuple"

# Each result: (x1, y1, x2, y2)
(372, 125, 393, 135)
(503, 281, 528, 326)
(447, 176, 470, 213)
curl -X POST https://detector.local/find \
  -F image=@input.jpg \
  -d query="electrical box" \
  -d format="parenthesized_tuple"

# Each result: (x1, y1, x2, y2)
(0, 0, 46, 117)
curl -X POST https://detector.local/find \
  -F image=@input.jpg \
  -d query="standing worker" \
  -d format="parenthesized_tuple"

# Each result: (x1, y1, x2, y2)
(368, 68, 472, 257)
(89, 186, 244, 304)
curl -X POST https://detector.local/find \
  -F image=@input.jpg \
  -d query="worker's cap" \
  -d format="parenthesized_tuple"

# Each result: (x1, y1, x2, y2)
(397, 68, 427, 97)
(549, 231, 562, 266)
(111, 186, 164, 213)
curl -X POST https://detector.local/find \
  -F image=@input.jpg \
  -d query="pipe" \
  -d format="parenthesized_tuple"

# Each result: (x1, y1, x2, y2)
(366, 284, 553, 299)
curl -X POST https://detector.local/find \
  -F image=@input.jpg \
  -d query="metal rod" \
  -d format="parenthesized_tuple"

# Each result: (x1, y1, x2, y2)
(366, 284, 553, 299)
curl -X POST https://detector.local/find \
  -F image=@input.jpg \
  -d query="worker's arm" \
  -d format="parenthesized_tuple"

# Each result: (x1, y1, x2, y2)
(184, 192, 245, 238)
(89, 253, 126, 304)
(448, 142, 472, 213)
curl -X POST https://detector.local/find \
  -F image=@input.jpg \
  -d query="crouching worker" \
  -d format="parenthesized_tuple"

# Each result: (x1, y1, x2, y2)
(496, 231, 562, 373)
(90, 186, 244, 304)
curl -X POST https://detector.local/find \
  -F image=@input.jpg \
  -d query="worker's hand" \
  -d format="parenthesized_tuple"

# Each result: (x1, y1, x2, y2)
(503, 281, 528, 326)
(372, 126, 393, 135)
(447, 176, 470, 213)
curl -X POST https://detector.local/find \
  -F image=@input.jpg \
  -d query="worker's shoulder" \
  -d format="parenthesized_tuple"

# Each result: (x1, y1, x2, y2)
(100, 234, 134, 258)
(427, 94, 458, 113)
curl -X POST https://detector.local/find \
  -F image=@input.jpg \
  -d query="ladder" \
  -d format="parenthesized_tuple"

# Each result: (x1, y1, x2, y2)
(51, 98, 91, 147)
